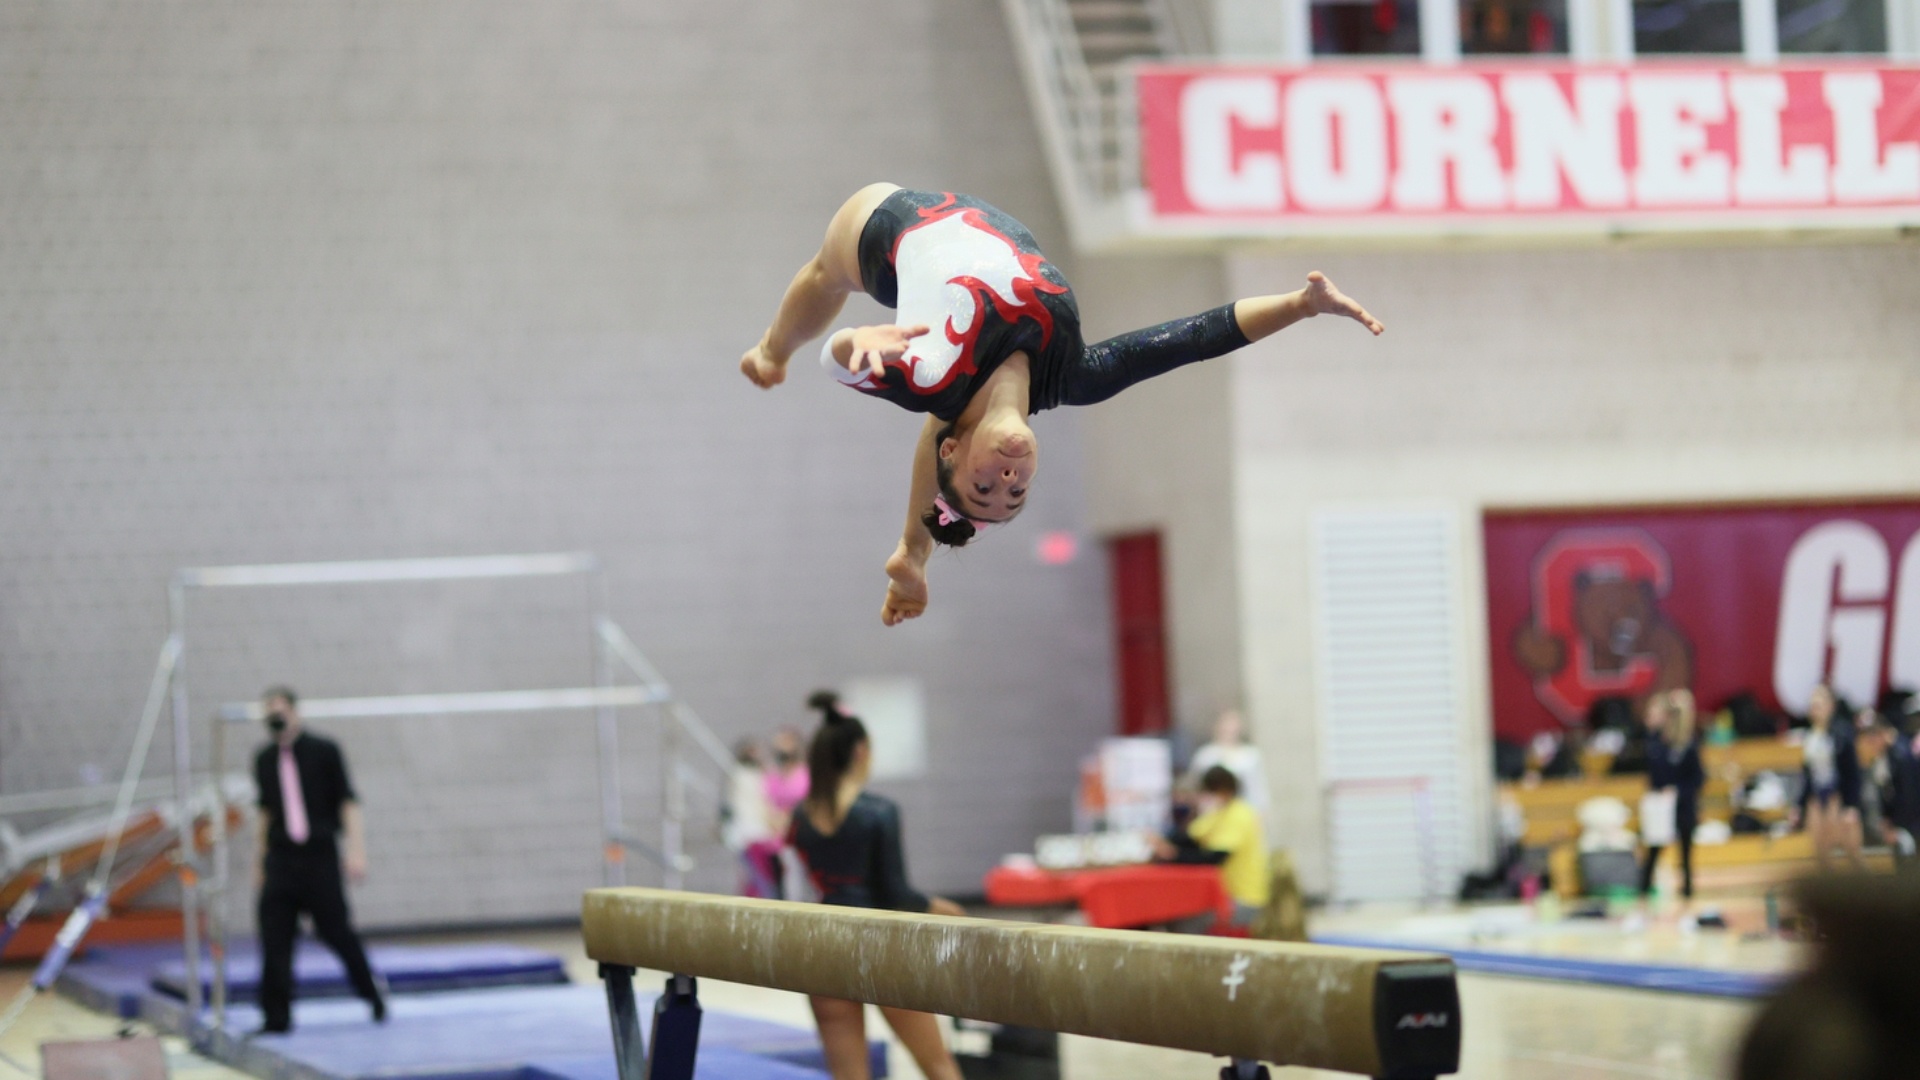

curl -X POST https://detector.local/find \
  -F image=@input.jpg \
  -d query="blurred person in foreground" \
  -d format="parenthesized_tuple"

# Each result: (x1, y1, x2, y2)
(252, 686, 384, 1035)
(1736, 873, 1920, 1080)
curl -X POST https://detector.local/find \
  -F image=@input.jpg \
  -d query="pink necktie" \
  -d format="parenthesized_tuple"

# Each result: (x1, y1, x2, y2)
(279, 745, 310, 844)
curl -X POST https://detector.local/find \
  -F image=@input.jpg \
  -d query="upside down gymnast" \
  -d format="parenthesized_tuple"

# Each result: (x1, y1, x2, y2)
(739, 183, 1383, 627)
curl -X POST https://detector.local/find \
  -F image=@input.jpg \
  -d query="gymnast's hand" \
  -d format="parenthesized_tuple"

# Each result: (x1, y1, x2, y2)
(881, 544, 929, 627)
(1302, 271, 1384, 335)
(740, 339, 790, 389)
(847, 324, 930, 383)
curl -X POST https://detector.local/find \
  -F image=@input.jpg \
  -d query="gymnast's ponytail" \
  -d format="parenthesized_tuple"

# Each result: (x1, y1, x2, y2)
(804, 690, 868, 816)
(922, 423, 978, 548)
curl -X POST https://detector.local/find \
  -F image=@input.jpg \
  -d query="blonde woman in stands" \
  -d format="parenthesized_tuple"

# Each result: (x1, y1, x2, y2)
(1638, 689, 1704, 904)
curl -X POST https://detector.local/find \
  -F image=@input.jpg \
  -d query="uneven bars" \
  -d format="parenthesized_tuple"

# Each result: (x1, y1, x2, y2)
(215, 686, 668, 723)
(175, 552, 598, 589)
(582, 888, 1459, 1078)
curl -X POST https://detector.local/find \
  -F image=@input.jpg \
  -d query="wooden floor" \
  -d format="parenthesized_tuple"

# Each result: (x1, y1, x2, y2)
(0, 899, 1799, 1080)
(0, 969, 250, 1080)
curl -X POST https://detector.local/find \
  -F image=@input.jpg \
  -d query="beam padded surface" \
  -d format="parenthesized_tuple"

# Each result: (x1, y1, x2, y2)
(582, 888, 1459, 1077)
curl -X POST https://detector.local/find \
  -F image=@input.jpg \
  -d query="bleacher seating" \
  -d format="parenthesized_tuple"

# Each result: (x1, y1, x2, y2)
(1502, 734, 1890, 896)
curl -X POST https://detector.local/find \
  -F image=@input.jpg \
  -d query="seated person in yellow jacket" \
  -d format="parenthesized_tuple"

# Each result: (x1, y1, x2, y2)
(1155, 765, 1270, 929)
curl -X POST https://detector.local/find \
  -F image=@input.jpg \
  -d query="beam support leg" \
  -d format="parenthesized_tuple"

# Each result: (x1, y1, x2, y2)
(600, 964, 647, 1080)
(647, 974, 702, 1080)
(1222, 1060, 1269, 1080)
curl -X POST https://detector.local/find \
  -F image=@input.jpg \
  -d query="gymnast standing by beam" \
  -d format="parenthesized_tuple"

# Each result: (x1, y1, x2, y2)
(788, 691, 966, 1080)
(739, 183, 1383, 626)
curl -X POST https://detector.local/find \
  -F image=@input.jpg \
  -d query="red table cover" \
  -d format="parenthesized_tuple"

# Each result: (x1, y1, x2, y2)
(983, 863, 1230, 929)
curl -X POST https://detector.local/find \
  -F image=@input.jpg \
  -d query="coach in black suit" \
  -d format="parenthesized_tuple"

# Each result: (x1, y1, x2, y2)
(252, 685, 385, 1034)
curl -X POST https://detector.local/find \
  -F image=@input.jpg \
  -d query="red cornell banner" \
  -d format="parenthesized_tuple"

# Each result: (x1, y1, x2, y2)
(1483, 502, 1920, 742)
(1137, 64, 1920, 231)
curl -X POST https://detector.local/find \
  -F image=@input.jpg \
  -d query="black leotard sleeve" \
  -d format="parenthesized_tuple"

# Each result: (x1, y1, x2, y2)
(867, 799, 931, 914)
(1040, 303, 1250, 411)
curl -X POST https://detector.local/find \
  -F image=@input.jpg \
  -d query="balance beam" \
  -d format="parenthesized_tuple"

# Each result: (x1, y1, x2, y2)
(582, 887, 1459, 1080)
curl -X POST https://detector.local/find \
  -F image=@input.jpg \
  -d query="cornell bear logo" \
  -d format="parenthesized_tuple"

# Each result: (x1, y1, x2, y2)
(1512, 529, 1695, 725)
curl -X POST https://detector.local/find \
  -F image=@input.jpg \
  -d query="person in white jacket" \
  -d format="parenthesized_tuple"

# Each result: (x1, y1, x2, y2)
(1185, 709, 1269, 815)
(723, 737, 779, 897)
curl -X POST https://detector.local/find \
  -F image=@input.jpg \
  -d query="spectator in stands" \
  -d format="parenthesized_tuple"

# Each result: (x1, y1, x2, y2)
(1875, 715, 1920, 873)
(724, 737, 780, 897)
(1791, 683, 1866, 873)
(763, 726, 810, 830)
(1184, 708, 1269, 815)
(1638, 689, 1704, 902)
(1155, 766, 1270, 931)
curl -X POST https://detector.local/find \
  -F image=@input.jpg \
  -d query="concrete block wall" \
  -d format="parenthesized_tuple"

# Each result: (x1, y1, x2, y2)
(0, 0, 1114, 925)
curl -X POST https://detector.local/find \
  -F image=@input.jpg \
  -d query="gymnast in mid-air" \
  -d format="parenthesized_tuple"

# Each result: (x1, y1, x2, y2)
(740, 183, 1383, 627)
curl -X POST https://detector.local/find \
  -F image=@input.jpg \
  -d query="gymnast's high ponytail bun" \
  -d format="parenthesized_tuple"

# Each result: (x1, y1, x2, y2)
(804, 690, 868, 813)
(806, 689, 845, 719)
(922, 504, 977, 548)
(926, 432, 978, 548)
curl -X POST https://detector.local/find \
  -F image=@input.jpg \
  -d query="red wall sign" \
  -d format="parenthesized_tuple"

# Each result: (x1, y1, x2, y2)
(1137, 64, 1920, 231)
(1483, 502, 1920, 742)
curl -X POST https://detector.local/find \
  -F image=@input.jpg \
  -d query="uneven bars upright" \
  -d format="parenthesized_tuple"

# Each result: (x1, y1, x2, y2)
(172, 552, 607, 1034)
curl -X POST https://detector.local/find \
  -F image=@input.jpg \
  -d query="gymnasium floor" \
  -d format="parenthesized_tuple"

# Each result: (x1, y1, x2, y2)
(0, 900, 1799, 1080)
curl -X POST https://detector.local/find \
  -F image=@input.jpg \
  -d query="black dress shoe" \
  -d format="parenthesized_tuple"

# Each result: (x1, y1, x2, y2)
(370, 994, 387, 1024)
(248, 1025, 291, 1038)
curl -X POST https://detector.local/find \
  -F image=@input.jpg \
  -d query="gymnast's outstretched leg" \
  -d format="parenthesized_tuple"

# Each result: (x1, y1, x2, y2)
(1059, 272, 1382, 408)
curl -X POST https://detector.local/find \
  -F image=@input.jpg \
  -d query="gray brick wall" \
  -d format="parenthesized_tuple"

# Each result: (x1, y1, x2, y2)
(0, 0, 1112, 925)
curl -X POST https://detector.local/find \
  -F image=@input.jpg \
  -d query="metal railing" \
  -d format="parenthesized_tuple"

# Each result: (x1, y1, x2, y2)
(999, 0, 1208, 248)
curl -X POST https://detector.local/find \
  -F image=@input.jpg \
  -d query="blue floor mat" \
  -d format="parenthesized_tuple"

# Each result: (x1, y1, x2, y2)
(149, 941, 569, 1001)
(58, 939, 567, 1017)
(219, 991, 883, 1080)
(528, 1049, 828, 1080)
(165, 984, 884, 1080)
(1313, 933, 1782, 998)
(58, 943, 883, 1080)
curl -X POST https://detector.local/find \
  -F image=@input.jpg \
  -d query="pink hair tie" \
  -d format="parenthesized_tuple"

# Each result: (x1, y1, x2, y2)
(932, 493, 968, 528)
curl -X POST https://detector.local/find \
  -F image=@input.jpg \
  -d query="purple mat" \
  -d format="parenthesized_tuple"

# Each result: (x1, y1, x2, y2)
(209, 985, 884, 1080)
(149, 941, 568, 1001)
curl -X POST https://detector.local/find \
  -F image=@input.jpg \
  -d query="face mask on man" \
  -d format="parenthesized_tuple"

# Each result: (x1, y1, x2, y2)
(266, 712, 289, 735)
